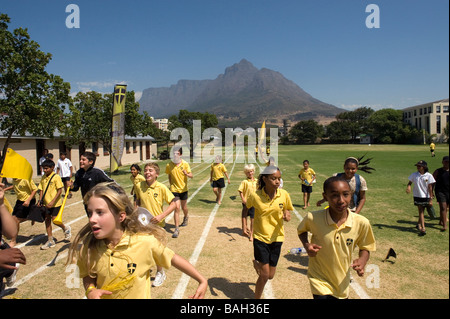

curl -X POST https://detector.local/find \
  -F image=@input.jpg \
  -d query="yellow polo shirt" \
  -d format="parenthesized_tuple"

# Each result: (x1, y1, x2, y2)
(238, 178, 257, 200)
(298, 168, 316, 185)
(38, 172, 64, 207)
(13, 178, 38, 202)
(297, 208, 376, 299)
(210, 163, 227, 181)
(135, 180, 175, 227)
(246, 188, 294, 244)
(165, 160, 191, 193)
(77, 232, 175, 299)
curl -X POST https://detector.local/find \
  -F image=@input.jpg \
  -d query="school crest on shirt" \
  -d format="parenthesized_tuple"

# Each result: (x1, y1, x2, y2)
(153, 193, 158, 199)
(127, 263, 137, 274)
(279, 203, 284, 209)
(346, 238, 354, 246)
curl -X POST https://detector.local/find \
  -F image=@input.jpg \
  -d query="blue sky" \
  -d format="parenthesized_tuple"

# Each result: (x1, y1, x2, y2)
(1, 0, 449, 110)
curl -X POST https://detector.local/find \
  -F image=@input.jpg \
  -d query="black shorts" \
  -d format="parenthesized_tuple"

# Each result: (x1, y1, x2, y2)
(302, 184, 313, 193)
(61, 177, 71, 183)
(242, 203, 255, 218)
(46, 206, 62, 217)
(172, 191, 188, 201)
(413, 197, 431, 207)
(212, 178, 225, 189)
(436, 192, 450, 204)
(253, 238, 283, 267)
(13, 199, 36, 219)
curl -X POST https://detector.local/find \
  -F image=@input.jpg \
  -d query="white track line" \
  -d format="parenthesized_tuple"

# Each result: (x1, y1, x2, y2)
(171, 149, 240, 299)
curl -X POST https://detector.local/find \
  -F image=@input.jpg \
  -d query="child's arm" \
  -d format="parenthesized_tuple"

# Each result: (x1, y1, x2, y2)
(151, 198, 178, 225)
(239, 191, 246, 204)
(351, 250, 370, 277)
(298, 232, 322, 257)
(171, 254, 208, 299)
(0, 184, 18, 239)
(224, 172, 230, 184)
(406, 181, 413, 194)
(83, 276, 113, 299)
(283, 209, 291, 222)
(23, 189, 38, 207)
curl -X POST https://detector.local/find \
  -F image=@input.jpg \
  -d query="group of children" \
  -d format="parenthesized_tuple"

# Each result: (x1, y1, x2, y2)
(2, 146, 448, 300)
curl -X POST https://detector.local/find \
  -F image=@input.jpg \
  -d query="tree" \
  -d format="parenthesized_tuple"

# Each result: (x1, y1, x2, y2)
(289, 120, 324, 144)
(0, 14, 71, 171)
(60, 90, 153, 152)
(367, 108, 421, 144)
(335, 107, 374, 143)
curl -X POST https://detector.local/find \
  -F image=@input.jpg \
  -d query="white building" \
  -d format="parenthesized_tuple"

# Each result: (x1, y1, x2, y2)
(403, 98, 449, 142)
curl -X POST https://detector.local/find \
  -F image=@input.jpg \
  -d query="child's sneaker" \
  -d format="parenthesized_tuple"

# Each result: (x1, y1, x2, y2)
(64, 226, 72, 240)
(172, 228, 180, 238)
(40, 239, 56, 250)
(180, 216, 189, 227)
(152, 270, 166, 287)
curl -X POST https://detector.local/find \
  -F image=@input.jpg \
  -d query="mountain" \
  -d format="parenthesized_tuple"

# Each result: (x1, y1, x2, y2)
(138, 59, 344, 127)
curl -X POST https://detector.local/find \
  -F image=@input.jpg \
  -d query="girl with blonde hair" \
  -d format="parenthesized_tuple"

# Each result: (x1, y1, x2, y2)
(66, 182, 207, 299)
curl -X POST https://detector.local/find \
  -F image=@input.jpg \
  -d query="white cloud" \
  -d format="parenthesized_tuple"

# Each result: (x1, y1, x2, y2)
(134, 91, 142, 102)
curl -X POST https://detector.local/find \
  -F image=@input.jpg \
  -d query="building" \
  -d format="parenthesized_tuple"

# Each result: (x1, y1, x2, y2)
(151, 118, 170, 131)
(403, 99, 449, 142)
(1, 132, 157, 179)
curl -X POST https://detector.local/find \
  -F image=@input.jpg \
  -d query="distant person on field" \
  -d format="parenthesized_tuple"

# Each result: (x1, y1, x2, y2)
(430, 142, 436, 157)
(298, 176, 376, 299)
(38, 160, 72, 250)
(70, 151, 114, 215)
(298, 160, 316, 209)
(238, 164, 257, 240)
(165, 147, 193, 238)
(210, 155, 230, 205)
(129, 164, 145, 207)
(56, 151, 73, 198)
(433, 156, 449, 231)
(317, 155, 374, 214)
(406, 160, 436, 236)
(39, 149, 49, 176)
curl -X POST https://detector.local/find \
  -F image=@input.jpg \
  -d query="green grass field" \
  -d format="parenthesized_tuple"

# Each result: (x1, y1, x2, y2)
(2, 143, 448, 299)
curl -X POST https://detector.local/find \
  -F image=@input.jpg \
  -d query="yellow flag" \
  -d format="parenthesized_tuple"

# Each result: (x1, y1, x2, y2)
(110, 84, 127, 172)
(0, 148, 33, 181)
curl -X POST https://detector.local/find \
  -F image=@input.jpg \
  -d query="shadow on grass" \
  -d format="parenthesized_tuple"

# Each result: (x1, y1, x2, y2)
(208, 277, 255, 299)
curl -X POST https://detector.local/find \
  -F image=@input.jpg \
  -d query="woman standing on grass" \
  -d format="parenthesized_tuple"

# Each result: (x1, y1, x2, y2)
(246, 166, 293, 299)
(406, 160, 436, 236)
(433, 156, 449, 231)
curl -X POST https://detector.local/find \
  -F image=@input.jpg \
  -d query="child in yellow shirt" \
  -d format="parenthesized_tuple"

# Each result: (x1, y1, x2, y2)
(135, 162, 178, 287)
(210, 155, 230, 205)
(38, 160, 71, 250)
(238, 164, 257, 240)
(298, 176, 376, 299)
(67, 182, 207, 299)
(298, 160, 316, 209)
(246, 165, 293, 299)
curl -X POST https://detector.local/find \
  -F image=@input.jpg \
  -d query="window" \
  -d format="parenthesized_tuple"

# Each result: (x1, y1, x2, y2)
(444, 105, 449, 113)
(437, 115, 441, 134)
(428, 106, 432, 113)
(437, 105, 441, 113)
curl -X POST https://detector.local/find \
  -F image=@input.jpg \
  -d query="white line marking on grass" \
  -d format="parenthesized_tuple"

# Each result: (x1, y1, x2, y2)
(171, 149, 240, 299)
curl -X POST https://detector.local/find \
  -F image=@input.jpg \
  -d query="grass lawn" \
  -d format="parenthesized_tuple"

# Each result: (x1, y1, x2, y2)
(2, 143, 448, 299)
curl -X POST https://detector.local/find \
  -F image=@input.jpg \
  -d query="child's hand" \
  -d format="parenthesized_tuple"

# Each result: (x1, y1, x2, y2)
(283, 210, 291, 222)
(305, 243, 322, 257)
(351, 258, 366, 277)
(406, 185, 411, 194)
(86, 288, 113, 299)
(189, 280, 208, 299)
